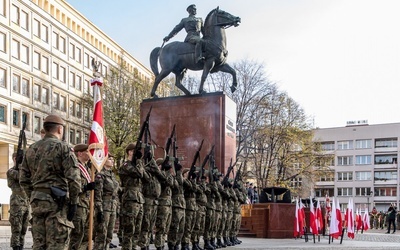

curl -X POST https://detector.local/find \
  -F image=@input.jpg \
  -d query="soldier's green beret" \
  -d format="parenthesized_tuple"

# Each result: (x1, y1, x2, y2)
(43, 114, 65, 126)
(73, 144, 88, 152)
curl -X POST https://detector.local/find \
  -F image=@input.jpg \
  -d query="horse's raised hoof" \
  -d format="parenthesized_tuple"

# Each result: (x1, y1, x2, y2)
(199, 90, 207, 95)
(151, 93, 159, 98)
(230, 85, 237, 93)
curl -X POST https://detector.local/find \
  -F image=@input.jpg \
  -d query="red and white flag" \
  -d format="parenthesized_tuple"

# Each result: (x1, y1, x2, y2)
(345, 198, 355, 239)
(316, 200, 323, 231)
(363, 207, 370, 231)
(329, 197, 340, 239)
(88, 77, 108, 172)
(336, 198, 343, 234)
(294, 198, 305, 237)
(356, 208, 362, 231)
(309, 197, 318, 235)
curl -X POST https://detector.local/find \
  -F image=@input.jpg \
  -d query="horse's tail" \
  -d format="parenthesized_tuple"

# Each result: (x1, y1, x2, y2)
(150, 47, 161, 76)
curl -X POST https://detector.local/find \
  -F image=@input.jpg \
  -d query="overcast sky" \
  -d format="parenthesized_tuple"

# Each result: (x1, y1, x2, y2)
(66, 0, 400, 129)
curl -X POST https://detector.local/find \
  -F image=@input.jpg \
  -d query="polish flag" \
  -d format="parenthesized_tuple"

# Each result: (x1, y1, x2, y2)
(329, 197, 340, 239)
(316, 200, 323, 231)
(88, 77, 108, 172)
(294, 198, 305, 237)
(356, 208, 362, 231)
(363, 207, 370, 231)
(336, 198, 343, 234)
(345, 198, 355, 239)
(309, 197, 318, 235)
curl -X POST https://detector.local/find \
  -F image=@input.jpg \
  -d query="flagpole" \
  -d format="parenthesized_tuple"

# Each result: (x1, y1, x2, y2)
(88, 164, 95, 249)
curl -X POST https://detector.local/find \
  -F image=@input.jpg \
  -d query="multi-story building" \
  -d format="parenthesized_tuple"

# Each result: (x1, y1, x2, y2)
(0, 0, 152, 219)
(313, 120, 400, 213)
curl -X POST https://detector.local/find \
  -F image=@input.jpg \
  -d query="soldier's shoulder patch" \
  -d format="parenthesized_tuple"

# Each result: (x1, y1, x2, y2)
(96, 174, 103, 179)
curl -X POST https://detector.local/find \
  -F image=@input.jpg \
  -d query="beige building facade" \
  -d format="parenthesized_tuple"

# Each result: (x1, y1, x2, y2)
(313, 121, 400, 213)
(0, 0, 152, 219)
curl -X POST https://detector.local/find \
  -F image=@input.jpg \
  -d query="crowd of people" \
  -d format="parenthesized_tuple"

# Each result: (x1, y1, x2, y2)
(7, 114, 249, 250)
(369, 204, 399, 233)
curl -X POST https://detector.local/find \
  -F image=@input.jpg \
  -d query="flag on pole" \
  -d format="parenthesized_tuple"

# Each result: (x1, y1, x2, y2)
(346, 198, 355, 239)
(309, 197, 318, 235)
(363, 207, 370, 231)
(88, 77, 108, 171)
(294, 198, 305, 237)
(336, 198, 343, 235)
(316, 200, 323, 231)
(329, 197, 340, 239)
(356, 208, 362, 231)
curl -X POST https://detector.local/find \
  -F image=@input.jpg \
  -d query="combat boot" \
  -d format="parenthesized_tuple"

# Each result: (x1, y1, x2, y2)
(12, 247, 20, 250)
(210, 238, 217, 249)
(216, 238, 225, 248)
(174, 244, 180, 250)
(235, 236, 242, 244)
(181, 242, 190, 250)
(168, 242, 175, 250)
(191, 242, 199, 250)
(223, 237, 232, 247)
(230, 236, 237, 245)
(203, 240, 214, 250)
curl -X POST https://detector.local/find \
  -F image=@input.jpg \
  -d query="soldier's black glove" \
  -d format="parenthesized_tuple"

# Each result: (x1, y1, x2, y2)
(190, 172, 197, 180)
(175, 163, 183, 171)
(97, 212, 104, 223)
(135, 150, 143, 160)
(67, 203, 77, 221)
(83, 182, 96, 192)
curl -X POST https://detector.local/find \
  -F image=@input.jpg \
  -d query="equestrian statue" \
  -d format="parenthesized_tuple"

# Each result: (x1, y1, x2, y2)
(150, 5, 241, 98)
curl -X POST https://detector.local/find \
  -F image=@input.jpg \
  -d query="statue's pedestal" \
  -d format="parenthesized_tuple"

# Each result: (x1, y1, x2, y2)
(140, 92, 236, 173)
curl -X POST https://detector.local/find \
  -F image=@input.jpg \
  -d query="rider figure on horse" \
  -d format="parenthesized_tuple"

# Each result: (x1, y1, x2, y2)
(163, 4, 205, 63)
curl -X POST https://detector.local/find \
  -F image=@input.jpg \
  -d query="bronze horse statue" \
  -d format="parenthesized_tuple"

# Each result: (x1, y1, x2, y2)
(150, 7, 241, 97)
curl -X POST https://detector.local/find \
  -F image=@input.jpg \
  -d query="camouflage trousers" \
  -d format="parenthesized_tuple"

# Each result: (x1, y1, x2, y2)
(216, 208, 227, 238)
(167, 207, 185, 245)
(231, 211, 241, 236)
(154, 204, 172, 248)
(182, 209, 196, 244)
(69, 206, 89, 250)
(191, 204, 206, 243)
(9, 203, 29, 248)
(223, 210, 233, 237)
(138, 200, 158, 248)
(121, 201, 143, 250)
(93, 210, 117, 250)
(30, 199, 73, 250)
(203, 208, 215, 240)
(212, 209, 222, 239)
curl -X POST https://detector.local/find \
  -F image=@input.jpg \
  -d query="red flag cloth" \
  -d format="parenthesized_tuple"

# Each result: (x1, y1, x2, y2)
(356, 208, 362, 231)
(309, 197, 318, 235)
(316, 200, 323, 230)
(299, 199, 305, 234)
(329, 197, 340, 239)
(346, 198, 355, 239)
(294, 198, 305, 237)
(336, 198, 343, 234)
(88, 78, 108, 172)
(363, 208, 370, 231)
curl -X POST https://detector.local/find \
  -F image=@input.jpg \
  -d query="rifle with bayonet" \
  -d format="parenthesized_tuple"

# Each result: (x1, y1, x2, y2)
(222, 158, 234, 187)
(133, 106, 152, 163)
(162, 124, 175, 171)
(16, 113, 27, 169)
(233, 162, 243, 188)
(188, 139, 204, 178)
(197, 144, 215, 182)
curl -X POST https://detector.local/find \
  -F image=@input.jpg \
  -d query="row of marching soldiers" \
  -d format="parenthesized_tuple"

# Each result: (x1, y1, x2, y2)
(7, 114, 247, 250)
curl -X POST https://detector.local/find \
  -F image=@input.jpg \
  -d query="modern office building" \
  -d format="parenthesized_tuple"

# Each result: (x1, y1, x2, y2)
(313, 120, 400, 213)
(0, 0, 153, 219)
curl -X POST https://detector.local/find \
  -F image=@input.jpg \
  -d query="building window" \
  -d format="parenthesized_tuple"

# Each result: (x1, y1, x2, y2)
(76, 103, 81, 118)
(11, 39, 19, 59)
(69, 72, 75, 88)
(375, 138, 397, 148)
(42, 56, 48, 74)
(84, 53, 89, 68)
(374, 171, 397, 181)
(356, 139, 372, 149)
(12, 74, 20, 93)
(315, 188, 334, 197)
(337, 156, 352, 166)
(321, 141, 335, 151)
(52, 31, 58, 49)
(60, 96, 66, 112)
(0, 31, 5, 52)
(12, 109, 20, 126)
(70, 100, 75, 116)
(33, 84, 40, 101)
(355, 171, 371, 181)
(11, 4, 19, 24)
(290, 177, 302, 188)
(22, 112, 29, 130)
(0, 105, 5, 123)
(0, 67, 6, 88)
(374, 187, 396, 197)
(41, 24, 48, 42)
(319, 173, 335, 182)
(84, 79, 90, 94)
(84, 133, 89, 144)
(33, 19, 40, 37)
(76, 130, 81, 144)
(52, 62, 58, 79)
(70, 129, 75, 144)
(0, 0, 5, 16)
(337, 172, 353, 181)
(337, 187, 353, 196)
(69, 43, 75, 59)
(375, 154, 397, 165)
(59, 36, 66, 53)
(355, 155, 371, 165)
(52, 92, 59, 109)
(21, 78, 29, 97)
(20, 10, 28, 30)
(337, 140, 353, 150)
(41, 87, 49, 104)
(34, 116, 40, 134)
(21, 44, 29, 64)
(355, 187, 371, 196)
(59, 66, 66, 83)
(33, 51, 40, 70)
(84, 106, 90, 122)
(75, 47, 81, 63)
(76, 75, 82, 90)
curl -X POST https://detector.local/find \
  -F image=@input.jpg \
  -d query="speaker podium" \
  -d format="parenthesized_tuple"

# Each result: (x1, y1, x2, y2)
(140, 92, 236, 174)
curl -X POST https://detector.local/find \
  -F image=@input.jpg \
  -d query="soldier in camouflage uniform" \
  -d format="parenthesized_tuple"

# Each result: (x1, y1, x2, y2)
(204, 173, 217, 250)
(138, 157, 165, 250)
(154, 163, 175, 250)
(20, 114, 81, 250)
(7, 152, 29, 250)
(182, 169, 198, 250)
(119, 143, 145, 250)
(214, 173, 227, 248)
(93, 154, 120, 250)
(191, 174, 208, 250)
(232, 182, 245, 244)
(222, 181, 234, 246)
(69, 144, 96, 250)
(167, 166, 187, 250)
